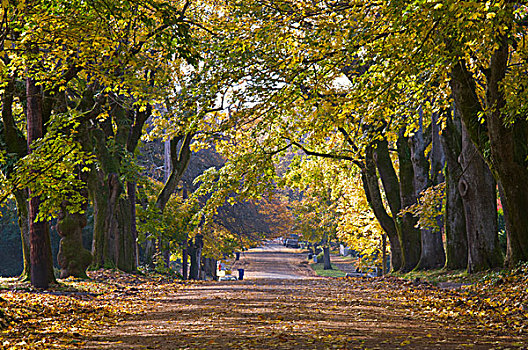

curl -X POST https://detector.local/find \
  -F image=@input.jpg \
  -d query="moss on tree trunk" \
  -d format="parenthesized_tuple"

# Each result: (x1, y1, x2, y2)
(57, 199, 92, 278)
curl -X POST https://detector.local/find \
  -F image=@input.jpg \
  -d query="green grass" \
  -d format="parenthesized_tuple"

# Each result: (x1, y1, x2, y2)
(391, 268, 505, 285)
(331, 254, 357, 261)
(310, 263, 347, 278)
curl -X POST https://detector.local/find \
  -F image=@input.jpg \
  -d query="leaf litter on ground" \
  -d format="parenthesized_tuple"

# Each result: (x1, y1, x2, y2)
(0, 270, 185, 349)
(0, 265, 527, 349)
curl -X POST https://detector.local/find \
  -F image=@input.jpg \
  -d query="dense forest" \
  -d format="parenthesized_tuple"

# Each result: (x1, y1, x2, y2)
(1, 0, 528, 290)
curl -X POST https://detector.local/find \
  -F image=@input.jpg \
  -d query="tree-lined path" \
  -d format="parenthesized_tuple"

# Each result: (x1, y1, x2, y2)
(84, 246, 526, 350)
(231, 242, 316, 280)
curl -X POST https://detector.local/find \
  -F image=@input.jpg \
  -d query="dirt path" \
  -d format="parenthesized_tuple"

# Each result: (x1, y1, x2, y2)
(84, 244, 525, 349)
(230, 242, 317, 279)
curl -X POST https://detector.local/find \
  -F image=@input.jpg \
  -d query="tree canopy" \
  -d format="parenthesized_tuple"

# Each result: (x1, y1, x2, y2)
(1, 0, 528, 288)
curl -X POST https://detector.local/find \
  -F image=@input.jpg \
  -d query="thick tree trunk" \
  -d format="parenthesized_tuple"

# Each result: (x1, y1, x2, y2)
(381, 232, 387, 275)
(57, 169, 92, 278)
(430, 113, 446, 237)
(85, 93, 149, 272)
(27, 77, 54, 288)
(57, 203, 92, 278)
(450, 38, 528, 266)
(323, 246, 332, 270)
(396, 132, 422, 272)
(362, 146, 402, 271)
(202, 257, 217, 280)
(188, 234, 203, 280)
(440, 110, 468, 270)
(90, 172, 136, 272)
(410, 121, 445, 270)
(485, 41, 528, 267)
(459, 124, 503, 272)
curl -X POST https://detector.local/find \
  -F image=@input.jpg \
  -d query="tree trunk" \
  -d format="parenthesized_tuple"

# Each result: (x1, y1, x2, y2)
(323, 246, 332, 270)
(27, 76, 54, 288)
(156, 133, 193, 212)
(498, 182, 511, 254)
(396, 131, 422, 272)
(362, 146, 402, 272)
(85, 93, 149, 272)
(430, 113, 445, 234)
(128, 182, 139, 267)
(202, 257, 217, 280)
(485, 41, 528, 267)
(410, 120, 445, 270)
(57, 167, 92, 278)
(90, 172, 136, 272)
(182, 241, 188, 280)
(188, 234, 203, 280)
(374, 140, 401, 217)
(372, 139, 403, 272)
(381, 232, 387, 275)
(440, 109, 468, 270)
(450, 38, 528, 266)
(459, 124, 503, 272)
(14, 190, 31, 281)
(57, 202, 92, 278)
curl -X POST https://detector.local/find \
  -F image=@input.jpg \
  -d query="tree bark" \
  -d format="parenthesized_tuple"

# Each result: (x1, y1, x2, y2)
(323, 246, 332, 270)
(410, 120, 445, 270)
(381, 232, 387, 275)
(396, 131, 422, 272)
(57, 192, 92, 278)
(362, 146, 402, 272)
(182, 240, 188, 280)
(202, 257, 217, 280)
(13, 190, 31, 281)
(459, 124, 503, 272)
(188, 234, 203, 280)
(450, 36, 528, 266)
(372, 139, 403, 272)
(498, 182, 511, 254)
(128, 182, 139, 268)
(26, 76, 53, 288)
(90, 171, 136, 271)
(440, 109, 468, 270)
(485, 40, 528, 267)
(374, 140, 401, 217)
(86, 93, 149, 272)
